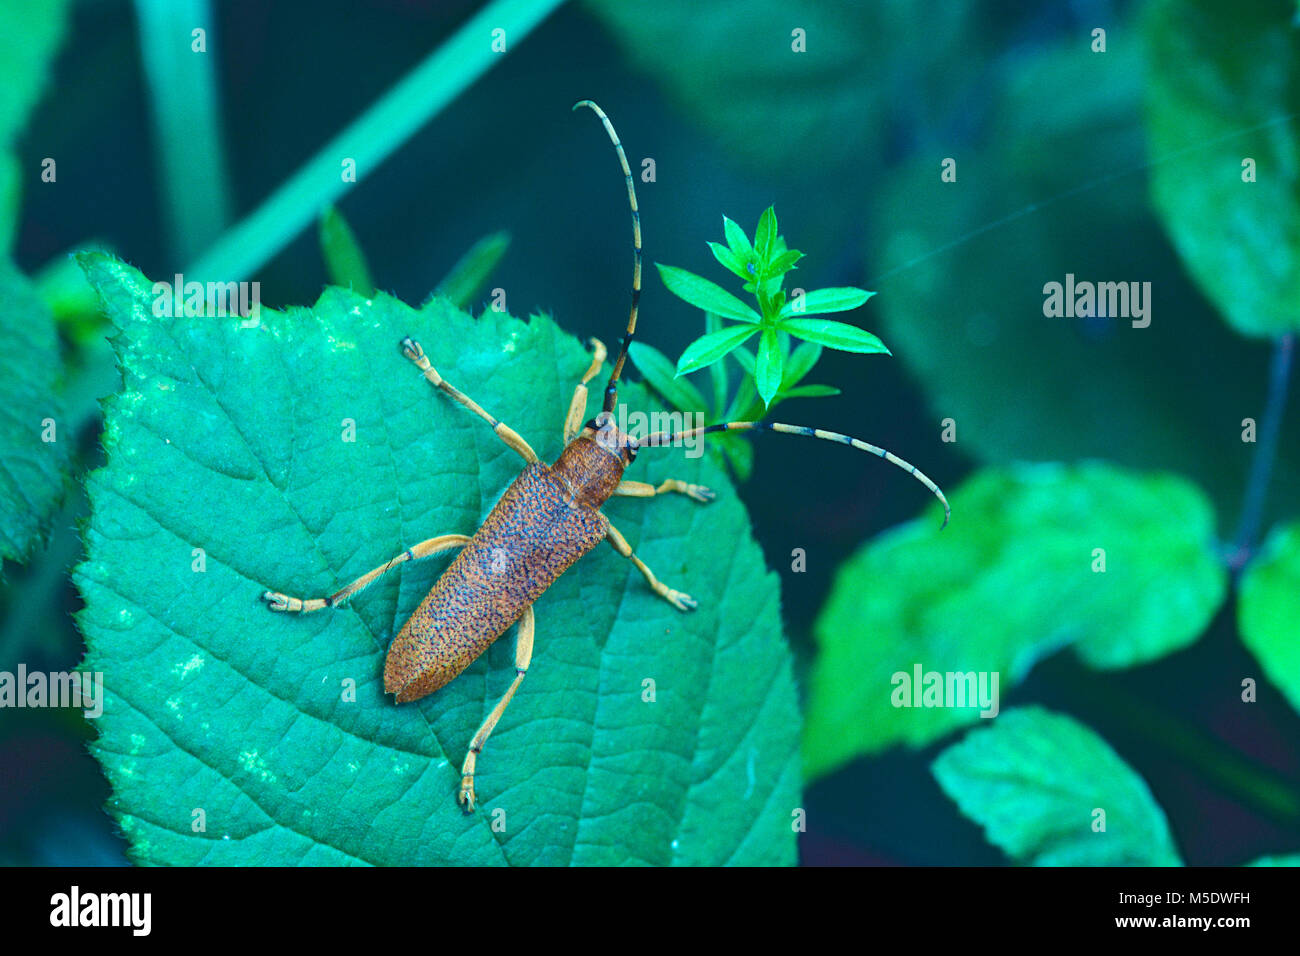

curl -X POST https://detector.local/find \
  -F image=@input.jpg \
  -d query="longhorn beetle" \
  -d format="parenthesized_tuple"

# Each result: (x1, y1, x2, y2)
(262, 100, 950, 811)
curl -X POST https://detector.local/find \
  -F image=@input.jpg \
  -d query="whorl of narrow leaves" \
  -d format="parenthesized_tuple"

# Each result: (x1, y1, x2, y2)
(74, 252, 800, 866)
(657, 207, 881, 409)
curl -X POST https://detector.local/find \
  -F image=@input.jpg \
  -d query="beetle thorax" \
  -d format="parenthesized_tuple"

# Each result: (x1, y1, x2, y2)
(553, 432, 631, 508)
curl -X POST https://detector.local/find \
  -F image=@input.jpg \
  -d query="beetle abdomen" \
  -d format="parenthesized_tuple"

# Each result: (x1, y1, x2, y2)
(383, 462, 608, 702)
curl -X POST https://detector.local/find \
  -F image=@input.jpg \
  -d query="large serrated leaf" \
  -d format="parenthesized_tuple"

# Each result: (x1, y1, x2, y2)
(932, 707, 1183, 866)
(0, 258, 69, 564)
(75, 253, 800, 866)
(803, 463, 1227, 780)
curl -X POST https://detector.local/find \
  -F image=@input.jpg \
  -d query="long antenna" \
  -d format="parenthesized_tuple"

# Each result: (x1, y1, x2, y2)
(573, 100, 641, 413)
(640, 420, 951, 528)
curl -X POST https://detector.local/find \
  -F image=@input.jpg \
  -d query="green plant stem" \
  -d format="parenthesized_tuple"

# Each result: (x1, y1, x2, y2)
(1228, 333, 1294, 571)
(134, 0, 232, 264)
(185, 0, 567, 285)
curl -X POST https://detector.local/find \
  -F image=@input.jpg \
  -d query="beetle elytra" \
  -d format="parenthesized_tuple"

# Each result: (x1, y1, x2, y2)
(262, 100, 949, 811)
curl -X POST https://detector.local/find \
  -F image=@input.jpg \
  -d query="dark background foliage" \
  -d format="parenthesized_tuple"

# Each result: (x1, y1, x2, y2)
(1, 0, 1297, 865)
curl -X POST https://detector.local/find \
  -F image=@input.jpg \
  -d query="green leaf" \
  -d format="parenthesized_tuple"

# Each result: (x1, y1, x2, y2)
(731, 346, 756, 377)
(675, 324, 760, 376)
(767, 248, 804, 278)
(1143, 0, 1300, 337)
(803, 463, 1227, 779)
(1248, 854, 1300, 866)
(433, 230, 511, 311)
(75, 252, 800, 866)
(722, 215, 754, 258)
(715, 434, 754, 482)
(0, 0, 67, 147)
(1238, 521, 1300, 715)
(781, 342, 822, 389)
(779, 384, 840, 400)
(317, 205, 375, 297)
(0, 152, 17, 254)
(754, 207, 777, 262)
(588, 0, 988, 176)
(628, 341, 708, 414)
(0, 258, 69, 564)
(755, 328, 782, 408)
(932, 707, 1183, 866)
(0, 0, 68, 250)
(870, 33, 1300, 531)
(657, 263, 762, 324)
(707, 241, 751, 282)
(780, 287, 874, 318)
(779, 317, 889, 354)
(704, 312, 728, 417)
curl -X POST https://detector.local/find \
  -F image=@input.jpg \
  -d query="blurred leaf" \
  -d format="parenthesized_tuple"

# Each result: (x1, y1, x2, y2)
(629, 341, 708, 413)
(705, 312, 729, 415)
(34, 243, 112, 338)
(676, 323, 759, 375)
(780, 317, 888, 354)
(781, 341, 822, 388)
(433, 230, 511, 310)
(755, 327, 782, 407)
(318, 205, 375, 297)
(731, 346, 756, 377)
(1143, 0, 1300, 337)
(657, 263, 762, 324)
(803, 463, 1227, 779)
(0, 259, 68, 566)
(780, 287, 873, 318)
(0, 152, 17, 253)
(932, 707, 1183, 866)
(587, 0, 987, 174)
(0, 0, 68, 250)
(75, 252, 801, 865)
(1248, 854, 1300, 865)
(715, 433, 754, 481)
(1238, 520, 1300, 715)
(870, 34, 1300, 530)
(0, 0, 67, 146)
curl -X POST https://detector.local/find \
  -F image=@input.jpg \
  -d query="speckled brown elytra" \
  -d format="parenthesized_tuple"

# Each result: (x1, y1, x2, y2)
(261, 100, 949, 811)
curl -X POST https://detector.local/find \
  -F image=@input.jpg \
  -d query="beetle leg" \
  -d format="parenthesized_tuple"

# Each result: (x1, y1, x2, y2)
(459, 604, 535, 812)
(400, 336, 540, 464)
(262, 533, 471, 613)
(612, 478, 715, 503)
(604, 523, 697, 611)
(563, 338, 607, 443)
